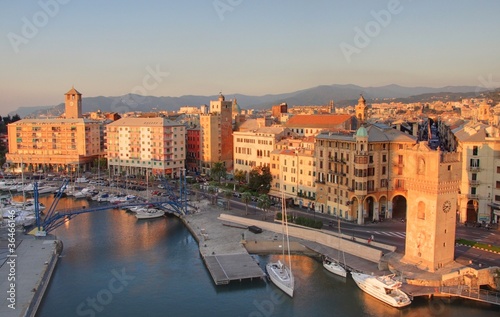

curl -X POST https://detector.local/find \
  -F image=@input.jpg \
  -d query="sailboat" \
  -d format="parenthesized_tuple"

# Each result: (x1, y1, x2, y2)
(266, 191, 294, 297)
(323, 175, 347, 277)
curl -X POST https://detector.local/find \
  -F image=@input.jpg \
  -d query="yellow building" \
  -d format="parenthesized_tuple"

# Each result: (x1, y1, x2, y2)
(454, 122, 500, 224)
(200, 94, 233, 175)
(6, 87, 102, 173)
(106, 117, 186, 178)
(268, 137, 316, 208)
(314, 124, 416, 223)
(233, 126, 291, 179)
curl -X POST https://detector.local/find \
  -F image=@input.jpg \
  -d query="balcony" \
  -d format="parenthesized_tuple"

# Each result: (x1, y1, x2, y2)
(467, 194, 479, 199)
(468, 166, 481, 172)
(469, 180, 480, 186)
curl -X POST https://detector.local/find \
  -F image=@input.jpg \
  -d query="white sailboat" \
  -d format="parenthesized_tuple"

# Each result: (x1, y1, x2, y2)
(266, 192, 294, 297)
(323, 175, 347, 278)
(351, 272, 411, 308)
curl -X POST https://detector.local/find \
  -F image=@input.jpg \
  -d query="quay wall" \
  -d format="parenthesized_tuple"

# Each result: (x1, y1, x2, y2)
(25, 240, 62, 317)
(219, 214, 383, 263)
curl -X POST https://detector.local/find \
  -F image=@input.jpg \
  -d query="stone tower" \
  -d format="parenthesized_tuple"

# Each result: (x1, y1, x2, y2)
(355, 95, 367, 123)
(403, 144, 461, 272)
(65, 87, 82, 119)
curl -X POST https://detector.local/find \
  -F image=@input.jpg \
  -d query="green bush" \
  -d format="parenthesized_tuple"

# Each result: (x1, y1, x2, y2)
(456, 238, 500, 252)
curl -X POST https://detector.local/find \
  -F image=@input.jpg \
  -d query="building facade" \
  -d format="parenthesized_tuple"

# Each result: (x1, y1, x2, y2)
(233, 126, 292, 179)
(454, 122, 500, 224)
(106, 117, 186, 178)
(314, 124, 417, 224)
(200, 94, 233, 175)
(6, 87, 102, 173)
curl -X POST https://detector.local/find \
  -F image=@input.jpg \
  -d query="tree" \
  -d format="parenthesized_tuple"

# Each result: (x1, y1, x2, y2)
(208, 186, 217, 205)
(241, 191, 252, 215)
(223, 190, 233, 210)
(248, 166, 272, 193)
(211, 162, 226, 184)
(234, 169, 246, 184)
(257, 194, 272, 220)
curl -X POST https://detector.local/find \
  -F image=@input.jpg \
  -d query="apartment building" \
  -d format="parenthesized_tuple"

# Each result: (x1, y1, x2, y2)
(233, 126, 292, 179)
(6, 87, 102, 173)
(314, 124, 416, 224)
(454, 122, 500, 224)
(106, 117, 186, 178)
(200, 94, 233, 175)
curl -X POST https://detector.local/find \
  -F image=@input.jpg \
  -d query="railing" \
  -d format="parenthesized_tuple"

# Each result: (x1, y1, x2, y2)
(440, 285, 500, 305)
(468, 166, 481, 172)
(469, 180, 480, 186)
(467, 194, 479, 199)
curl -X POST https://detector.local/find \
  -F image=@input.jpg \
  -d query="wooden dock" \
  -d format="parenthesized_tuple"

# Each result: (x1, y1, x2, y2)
(202, 253, 266, 285)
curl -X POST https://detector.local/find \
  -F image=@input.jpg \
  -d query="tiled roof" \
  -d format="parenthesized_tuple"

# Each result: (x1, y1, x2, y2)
(284, 114, 352, 128)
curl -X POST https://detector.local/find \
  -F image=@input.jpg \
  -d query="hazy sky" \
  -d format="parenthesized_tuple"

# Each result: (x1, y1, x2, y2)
(1, 0, 499, 116)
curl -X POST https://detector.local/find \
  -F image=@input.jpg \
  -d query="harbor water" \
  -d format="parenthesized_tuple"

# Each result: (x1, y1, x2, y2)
(32, 196, 498, 317)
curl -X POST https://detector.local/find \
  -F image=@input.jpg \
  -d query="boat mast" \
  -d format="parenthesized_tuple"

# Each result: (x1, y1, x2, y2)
(283, 190, 292, 271)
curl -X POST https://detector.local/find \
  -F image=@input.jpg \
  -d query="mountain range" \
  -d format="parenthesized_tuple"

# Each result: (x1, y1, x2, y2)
(12, 84, 491, 118)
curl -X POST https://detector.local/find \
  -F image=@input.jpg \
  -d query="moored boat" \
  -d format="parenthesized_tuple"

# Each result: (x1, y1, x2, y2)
(266, 260, 294, 297)
(135, 208, 165, 219)
(323, 256, 347, 278)
(351, 272, 411, 308)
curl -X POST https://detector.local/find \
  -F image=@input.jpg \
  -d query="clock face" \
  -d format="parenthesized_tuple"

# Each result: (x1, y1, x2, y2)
(442, 200, 452, 213)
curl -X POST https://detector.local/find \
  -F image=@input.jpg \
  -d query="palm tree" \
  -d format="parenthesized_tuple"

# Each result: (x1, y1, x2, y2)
(211, 162, 226, 184)
(208, 186, 216, 205)
(223, 190, 233, 210)
(257, 194, 272, 220)
(192, 183, 201, 202)
(241, 191, 252, 215)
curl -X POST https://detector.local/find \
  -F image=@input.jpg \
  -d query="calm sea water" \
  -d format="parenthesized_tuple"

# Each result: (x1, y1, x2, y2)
(33, 196, 498, 317)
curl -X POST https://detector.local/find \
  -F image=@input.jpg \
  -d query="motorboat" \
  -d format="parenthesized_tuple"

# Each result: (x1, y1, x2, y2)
(351, 272, 411, 308)
(135, 208, 165, 219)
(323, 256, 347, 278)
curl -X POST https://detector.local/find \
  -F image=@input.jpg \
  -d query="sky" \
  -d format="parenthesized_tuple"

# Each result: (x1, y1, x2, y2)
(1, 0, 500, 116)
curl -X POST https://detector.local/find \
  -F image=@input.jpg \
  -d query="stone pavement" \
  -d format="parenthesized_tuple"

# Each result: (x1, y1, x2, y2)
(0, 229, 61, 317)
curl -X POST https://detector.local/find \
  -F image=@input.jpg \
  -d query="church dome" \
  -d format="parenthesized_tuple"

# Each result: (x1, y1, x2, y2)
(232, 99, 241, 114)
(356, 125, 368, 137)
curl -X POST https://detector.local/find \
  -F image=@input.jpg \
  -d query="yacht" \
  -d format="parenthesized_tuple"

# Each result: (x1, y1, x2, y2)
(351, 272, 411, 308)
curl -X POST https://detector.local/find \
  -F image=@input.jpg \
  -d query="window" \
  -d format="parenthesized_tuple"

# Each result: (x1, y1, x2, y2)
(472, 146, 478, 156)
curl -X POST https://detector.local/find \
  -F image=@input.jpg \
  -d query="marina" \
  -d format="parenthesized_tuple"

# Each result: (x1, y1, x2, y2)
(0, 190, 499, 316)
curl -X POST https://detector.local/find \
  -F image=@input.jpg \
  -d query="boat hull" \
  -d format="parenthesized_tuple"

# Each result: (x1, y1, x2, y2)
(135, 210, 165, 219)
(323, 258, 347, 278)
(266, 261, 294, 297)
(351, 272, 411, 308)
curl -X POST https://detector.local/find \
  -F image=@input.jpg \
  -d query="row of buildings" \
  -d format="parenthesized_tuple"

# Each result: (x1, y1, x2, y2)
(5, 88, 500, 228)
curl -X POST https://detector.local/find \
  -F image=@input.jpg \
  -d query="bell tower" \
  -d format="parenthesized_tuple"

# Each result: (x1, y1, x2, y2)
(65, 87, 82, 119)
(355, 94, 367, 124)
(403, 144, 461, 272)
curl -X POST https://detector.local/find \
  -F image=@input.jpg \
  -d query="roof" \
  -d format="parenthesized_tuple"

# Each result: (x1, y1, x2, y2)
(317, 123, 416, 143)
(284, 114, 352, 128)
(12, 118, 97, 125)
(453, 122, 499, 142)
(107, 117, 183, 127)
(65, 87, 81, 95)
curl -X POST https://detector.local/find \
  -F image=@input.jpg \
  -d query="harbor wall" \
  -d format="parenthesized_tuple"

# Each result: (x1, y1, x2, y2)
(218, 214, 383, 263)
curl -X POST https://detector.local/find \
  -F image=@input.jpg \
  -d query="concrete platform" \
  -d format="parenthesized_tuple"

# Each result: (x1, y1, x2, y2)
(0, 234, 61, 317)
(203, 253, 265, 285)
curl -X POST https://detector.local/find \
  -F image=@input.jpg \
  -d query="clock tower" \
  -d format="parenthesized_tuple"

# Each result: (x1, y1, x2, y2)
(402, 143, 461, 272)
(65, 87, 82, 119)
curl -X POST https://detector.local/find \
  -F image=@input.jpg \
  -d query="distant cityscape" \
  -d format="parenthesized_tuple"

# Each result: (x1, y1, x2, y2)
(2, 86, 500, 232)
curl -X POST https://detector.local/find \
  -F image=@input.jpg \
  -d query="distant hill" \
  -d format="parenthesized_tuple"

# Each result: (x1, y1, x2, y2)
(12, 84, 491, 118)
